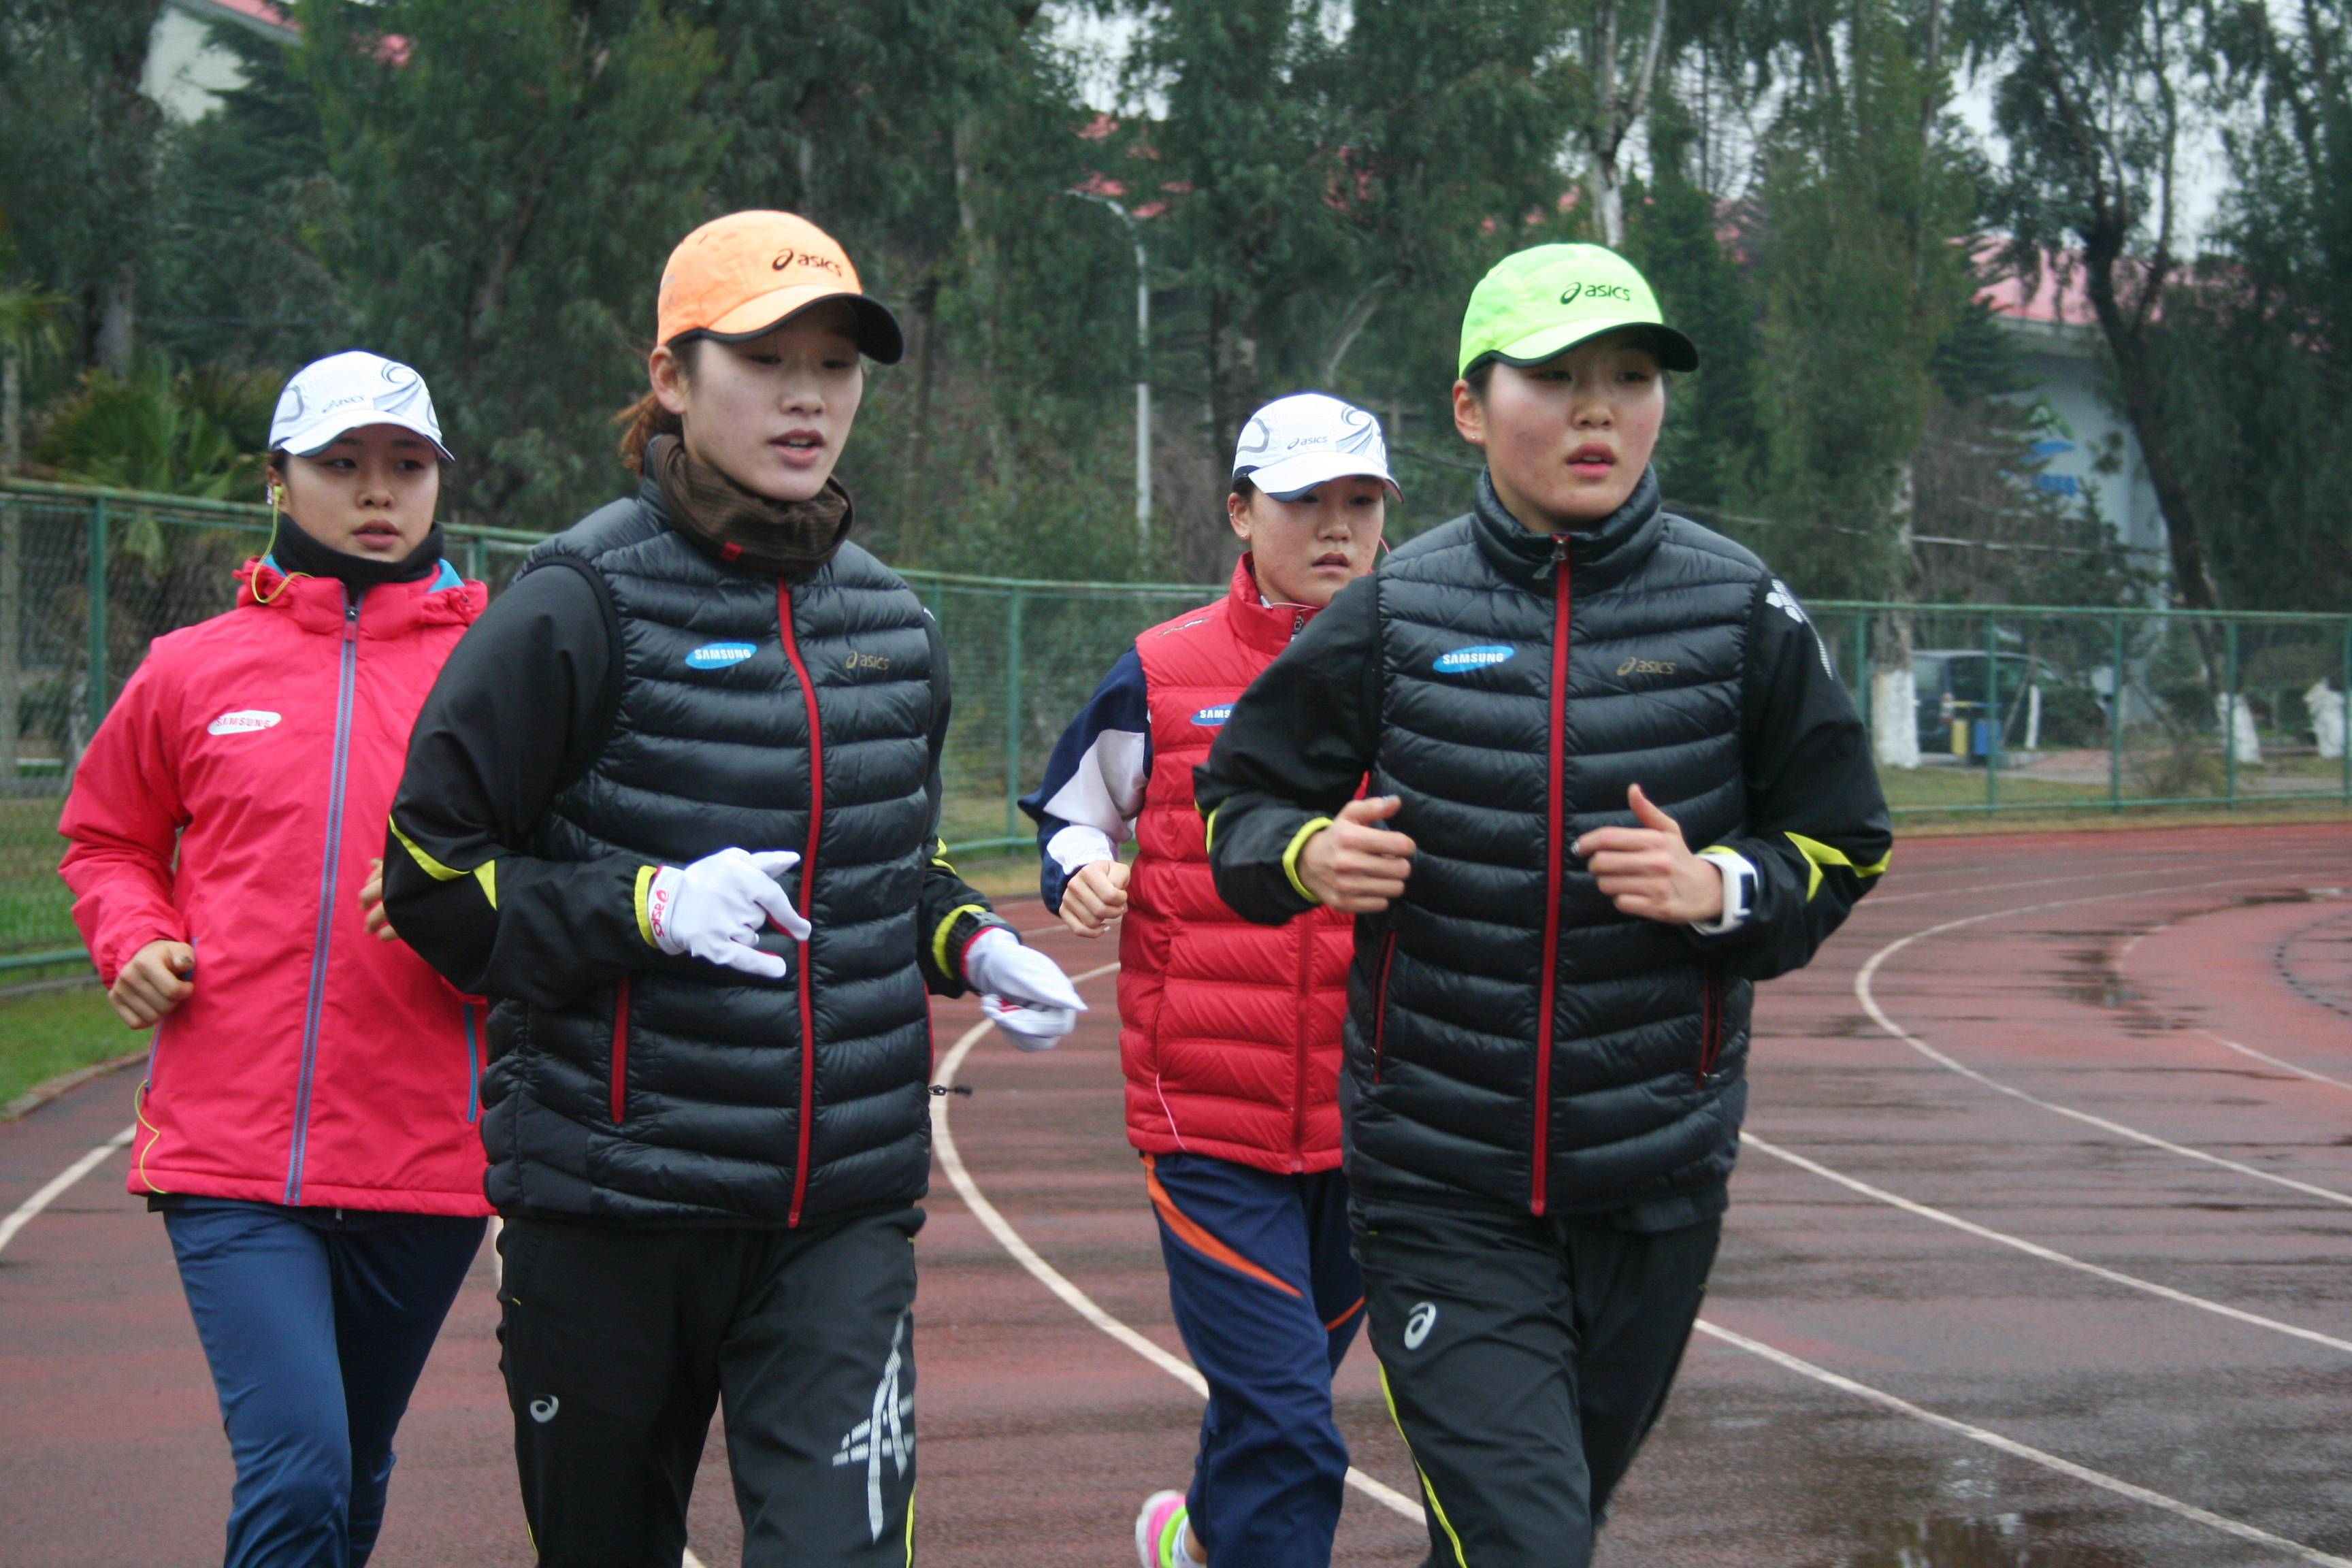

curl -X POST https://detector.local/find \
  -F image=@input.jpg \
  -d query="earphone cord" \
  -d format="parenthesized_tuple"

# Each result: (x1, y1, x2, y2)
(250, 481, 312, 606)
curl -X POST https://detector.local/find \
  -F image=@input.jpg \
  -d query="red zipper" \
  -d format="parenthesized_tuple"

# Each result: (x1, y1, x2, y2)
(1696, 965, 1723, 1083)
(1532, 535, 1570, 1215)
(777, 583, 825, 1227)
(609, 976, 631, 1125)
(1370, 930, 1398, 1083)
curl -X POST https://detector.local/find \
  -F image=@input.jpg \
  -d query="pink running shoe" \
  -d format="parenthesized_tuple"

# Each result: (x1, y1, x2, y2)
(1134, 1489, 1192, 1568)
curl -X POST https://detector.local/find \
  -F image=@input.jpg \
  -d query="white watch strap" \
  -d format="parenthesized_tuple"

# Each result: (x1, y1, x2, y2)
(1691, 849, 1757, 934)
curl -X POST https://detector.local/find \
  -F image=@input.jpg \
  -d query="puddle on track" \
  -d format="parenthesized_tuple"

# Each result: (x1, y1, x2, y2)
(1804, 1510, 2144, 1567)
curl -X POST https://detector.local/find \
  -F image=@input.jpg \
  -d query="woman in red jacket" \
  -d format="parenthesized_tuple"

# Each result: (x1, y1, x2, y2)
(1022, 393, 1394, 1568)
(58, 350, 491, 1568)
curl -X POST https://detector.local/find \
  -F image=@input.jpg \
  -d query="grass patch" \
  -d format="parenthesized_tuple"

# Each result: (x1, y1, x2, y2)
(0, 984, 141, 1107)
(0, 794, 76, 952)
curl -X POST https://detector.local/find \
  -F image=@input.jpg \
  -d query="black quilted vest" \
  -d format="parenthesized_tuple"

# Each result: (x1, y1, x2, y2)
(482, 485, 938, 1225)
(1346, 469, 1765, 1215)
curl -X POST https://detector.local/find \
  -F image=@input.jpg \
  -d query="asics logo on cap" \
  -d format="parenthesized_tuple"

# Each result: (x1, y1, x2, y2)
(1235, 401, 1383, 461)
(1560, 280, 1635, 304)
(773, 248, 845, 276)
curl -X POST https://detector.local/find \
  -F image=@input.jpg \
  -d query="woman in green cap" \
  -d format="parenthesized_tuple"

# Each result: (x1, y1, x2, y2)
(1192, 243, 1891, 1566)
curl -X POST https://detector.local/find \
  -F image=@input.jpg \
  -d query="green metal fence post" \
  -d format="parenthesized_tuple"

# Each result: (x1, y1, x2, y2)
(2109, 612, 2125, 811)
(1852, 612, 1870, 750)
(1984, 611, 1999, 812)
(1004, 587, 1025, 839)
(2223, 618, 2239, 809)
(86, 496, 110, 723)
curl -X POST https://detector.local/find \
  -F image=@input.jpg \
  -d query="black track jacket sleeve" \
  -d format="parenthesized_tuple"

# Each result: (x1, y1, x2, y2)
(1682, 578, 1891, 979)
(1193, 574, 1385, 925)
(384, 566, 1001, 1007)
(1194, 570, 1891, 979)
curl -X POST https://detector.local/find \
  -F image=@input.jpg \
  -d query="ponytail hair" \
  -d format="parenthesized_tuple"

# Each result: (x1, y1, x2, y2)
(615, 391, 680, 475)
(615, 336, 703, 474)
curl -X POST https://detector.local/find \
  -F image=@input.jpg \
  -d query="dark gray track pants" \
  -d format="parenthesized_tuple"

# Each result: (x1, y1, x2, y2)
(496, 1208, 921, 1567)
(1352, 1196, 1719, 1568)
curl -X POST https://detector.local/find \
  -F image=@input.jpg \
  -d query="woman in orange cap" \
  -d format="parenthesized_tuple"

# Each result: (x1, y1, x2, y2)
(379, 212, 1081, 1565)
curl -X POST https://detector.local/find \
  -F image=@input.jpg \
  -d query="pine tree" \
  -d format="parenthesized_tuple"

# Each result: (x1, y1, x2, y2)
(297, 0, 726, 527)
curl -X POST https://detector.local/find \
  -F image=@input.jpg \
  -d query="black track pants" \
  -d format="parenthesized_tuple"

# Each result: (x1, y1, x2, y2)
(496, 1208, 921, 1567)
(1352, 1196, 1719, 1568)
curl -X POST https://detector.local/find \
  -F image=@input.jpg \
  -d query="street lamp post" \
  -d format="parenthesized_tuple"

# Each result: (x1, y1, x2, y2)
(1071, 190, 1151, 548)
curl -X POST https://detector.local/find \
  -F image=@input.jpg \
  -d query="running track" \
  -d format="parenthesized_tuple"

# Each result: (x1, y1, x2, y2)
(3, 823, 2349, 1566)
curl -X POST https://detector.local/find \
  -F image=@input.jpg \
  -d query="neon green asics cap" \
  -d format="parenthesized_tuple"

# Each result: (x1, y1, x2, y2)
(1457, 244, 1699, 378)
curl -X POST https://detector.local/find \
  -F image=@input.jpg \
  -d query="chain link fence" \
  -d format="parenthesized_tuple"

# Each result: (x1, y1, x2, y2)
(5, 477, 2348, 970)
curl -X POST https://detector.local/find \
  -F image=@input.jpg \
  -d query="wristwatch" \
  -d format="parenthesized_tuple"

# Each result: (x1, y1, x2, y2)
(1691, 849, 1757, 935)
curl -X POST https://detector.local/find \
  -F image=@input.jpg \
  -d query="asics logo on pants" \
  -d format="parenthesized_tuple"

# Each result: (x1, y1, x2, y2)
(1403, 1301, 1439, 1350)
(529, 1396, 559, 1423)
(832, 1311, 914, 1541)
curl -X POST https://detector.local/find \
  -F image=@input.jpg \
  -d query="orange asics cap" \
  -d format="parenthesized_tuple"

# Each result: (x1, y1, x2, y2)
(655, 211, 904, 363)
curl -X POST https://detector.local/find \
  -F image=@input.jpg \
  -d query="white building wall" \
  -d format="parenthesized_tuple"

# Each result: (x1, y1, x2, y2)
(1996, 316, 2170, 596)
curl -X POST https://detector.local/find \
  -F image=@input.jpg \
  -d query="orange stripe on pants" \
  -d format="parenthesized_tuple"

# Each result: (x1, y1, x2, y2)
(1143, 1153, 1302, 1298)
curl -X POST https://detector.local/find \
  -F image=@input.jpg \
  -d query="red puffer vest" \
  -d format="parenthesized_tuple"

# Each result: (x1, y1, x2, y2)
(1116, 554, 1356, 1175)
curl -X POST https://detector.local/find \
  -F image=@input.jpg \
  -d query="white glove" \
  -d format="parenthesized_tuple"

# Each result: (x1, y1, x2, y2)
(964, 927, 1084, 1051)
(646, 848, 811, 980)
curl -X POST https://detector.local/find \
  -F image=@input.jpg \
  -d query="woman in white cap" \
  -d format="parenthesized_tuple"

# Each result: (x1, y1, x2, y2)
(58, 350, 492, 1567)
(1020, 392, 1396, 1568)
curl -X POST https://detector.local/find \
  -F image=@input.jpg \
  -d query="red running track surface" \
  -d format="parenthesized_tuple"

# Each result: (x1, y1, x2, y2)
(3, 822, 2349, 1566)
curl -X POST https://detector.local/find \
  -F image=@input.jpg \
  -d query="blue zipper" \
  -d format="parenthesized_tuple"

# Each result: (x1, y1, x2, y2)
(462, 1002, 480, 1124)
(285, 590, 361, 1203)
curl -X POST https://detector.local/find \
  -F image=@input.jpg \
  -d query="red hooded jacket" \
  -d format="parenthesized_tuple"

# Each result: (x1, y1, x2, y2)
(1117, 555, 1356, 1175)
(59, 557, 492, 1215)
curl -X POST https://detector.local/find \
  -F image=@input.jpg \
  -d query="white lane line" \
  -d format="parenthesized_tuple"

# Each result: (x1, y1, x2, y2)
(2199, 1032, 2352, 1094)
(1742, 1132, 2352, 1357)
(0, 1124, 134, 1256)
(1852, 875, 2352, 1208)
(931, 966, 1424, 1526)
(1693, 1317, 2352, 1567)
(977, 916, 2349, 1556)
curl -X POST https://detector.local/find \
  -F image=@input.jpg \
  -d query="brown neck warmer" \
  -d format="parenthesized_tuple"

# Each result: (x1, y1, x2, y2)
(648, 434, 854, 576)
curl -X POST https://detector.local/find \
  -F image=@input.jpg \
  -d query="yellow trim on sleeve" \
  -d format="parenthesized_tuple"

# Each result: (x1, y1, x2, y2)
(1378, 1362, 1468, 1568)
(1281, 816, 1335, 905)
(474, 861, 497, 909)
(1784, 832, 1892, 901)
(634, 864, 658, 947)
(1202, 804, 1218, 855)
(929, 836, 957, 875)
(932, 902, 990, 979)
(389, 816, 465, 882)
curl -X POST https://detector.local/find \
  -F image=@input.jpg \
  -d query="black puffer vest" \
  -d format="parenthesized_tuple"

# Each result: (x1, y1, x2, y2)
(483, 485, 938, 1225)
(1346, 468, 1766, 1215)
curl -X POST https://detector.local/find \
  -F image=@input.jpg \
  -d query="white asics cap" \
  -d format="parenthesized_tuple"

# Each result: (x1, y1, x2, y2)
(1231, 393, 1400, 502)
(269, 350, 453, 461)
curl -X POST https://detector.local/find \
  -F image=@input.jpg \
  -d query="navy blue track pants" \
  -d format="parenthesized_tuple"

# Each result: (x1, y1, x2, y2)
(1145, 1152, 1365, 1568)
(164, 1203, 485, 1568)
